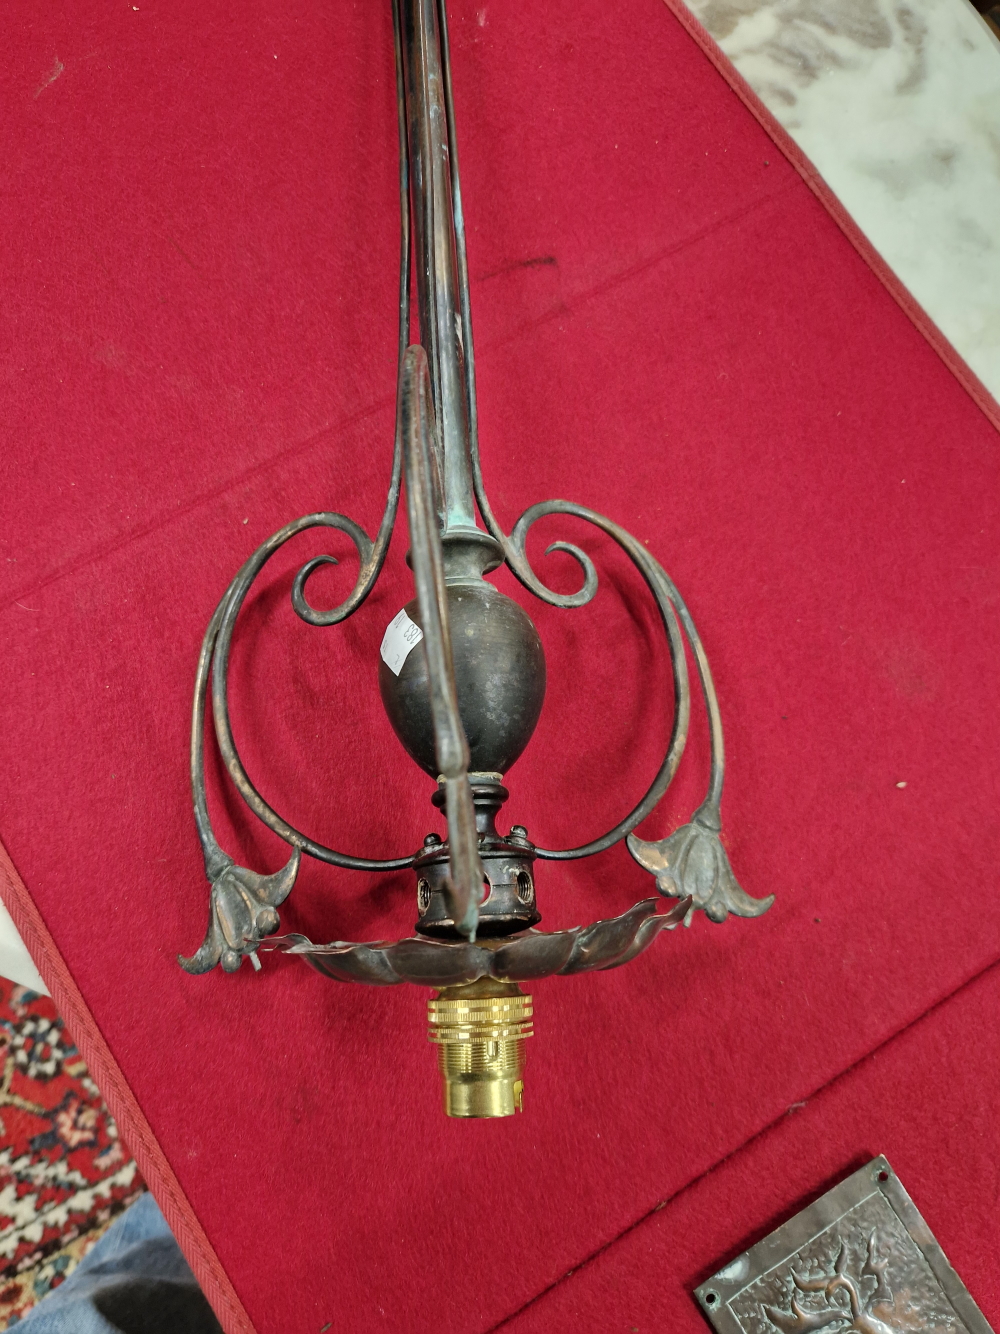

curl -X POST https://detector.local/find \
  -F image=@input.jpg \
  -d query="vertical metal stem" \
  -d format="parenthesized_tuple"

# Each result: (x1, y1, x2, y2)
(401, 345, 484, 939)
(399, 0, 477, 536)
(435, 0, 480, 491)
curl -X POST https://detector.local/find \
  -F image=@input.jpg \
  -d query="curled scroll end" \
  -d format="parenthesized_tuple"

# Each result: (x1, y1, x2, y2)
(177, 848, 301, 975)
(627, 819, 773, 925)
(504, 503, 602, 610)
(291, 554, 340, 625)
(289, 512, 376, 627)
(542, 540, 598, 607)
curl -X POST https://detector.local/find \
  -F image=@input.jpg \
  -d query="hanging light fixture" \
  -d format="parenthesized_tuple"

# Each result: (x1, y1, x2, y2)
(178, 0, 774, 1118)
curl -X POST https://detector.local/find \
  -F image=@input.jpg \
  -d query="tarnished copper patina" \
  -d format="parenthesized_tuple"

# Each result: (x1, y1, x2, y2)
(178, 0, 773, 1117)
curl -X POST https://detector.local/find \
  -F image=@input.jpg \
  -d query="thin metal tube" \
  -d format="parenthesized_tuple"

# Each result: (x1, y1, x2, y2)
(435, 0, 478, 497)
(290, 3, 412, 628)
(400, 0, 477, 533)
(400, 345, 484, 937)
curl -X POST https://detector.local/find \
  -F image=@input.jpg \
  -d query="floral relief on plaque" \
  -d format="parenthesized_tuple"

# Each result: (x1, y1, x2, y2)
(696, 1158, 994, 1334)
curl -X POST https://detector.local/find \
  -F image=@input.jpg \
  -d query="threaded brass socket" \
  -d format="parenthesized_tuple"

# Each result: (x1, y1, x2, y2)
(427, 979, 533, 1118)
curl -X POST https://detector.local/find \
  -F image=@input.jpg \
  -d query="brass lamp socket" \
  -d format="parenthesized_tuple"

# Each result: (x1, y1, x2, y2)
(427, 979, 533, 1118)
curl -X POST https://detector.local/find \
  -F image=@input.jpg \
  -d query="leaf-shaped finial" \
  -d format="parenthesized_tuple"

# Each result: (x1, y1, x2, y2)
(178, 847, 301, 974)
(627, 811, 773, 925)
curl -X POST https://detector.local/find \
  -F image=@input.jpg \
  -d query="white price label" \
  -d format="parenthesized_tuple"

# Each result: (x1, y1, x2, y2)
(380, 608, 424, 676)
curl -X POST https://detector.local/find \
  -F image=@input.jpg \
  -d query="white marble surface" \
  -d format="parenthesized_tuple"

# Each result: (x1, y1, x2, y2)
(0, 900, 48, 994)
(683, 0, 1000, 401)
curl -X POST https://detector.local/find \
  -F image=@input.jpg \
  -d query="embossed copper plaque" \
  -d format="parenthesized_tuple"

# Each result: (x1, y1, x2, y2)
(695, 1156, 994, 1333)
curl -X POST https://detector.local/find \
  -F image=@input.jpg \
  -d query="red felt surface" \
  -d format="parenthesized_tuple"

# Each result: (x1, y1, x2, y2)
(498, 960, 1000, 1332)
(1, 0, 998, 1332)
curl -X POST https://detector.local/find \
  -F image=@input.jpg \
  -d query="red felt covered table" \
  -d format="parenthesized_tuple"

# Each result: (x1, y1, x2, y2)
(1, 0, 997, 1331)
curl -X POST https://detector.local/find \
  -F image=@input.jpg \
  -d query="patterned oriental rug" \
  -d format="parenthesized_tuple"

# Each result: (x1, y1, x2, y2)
(0, 978, 144, 1328)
